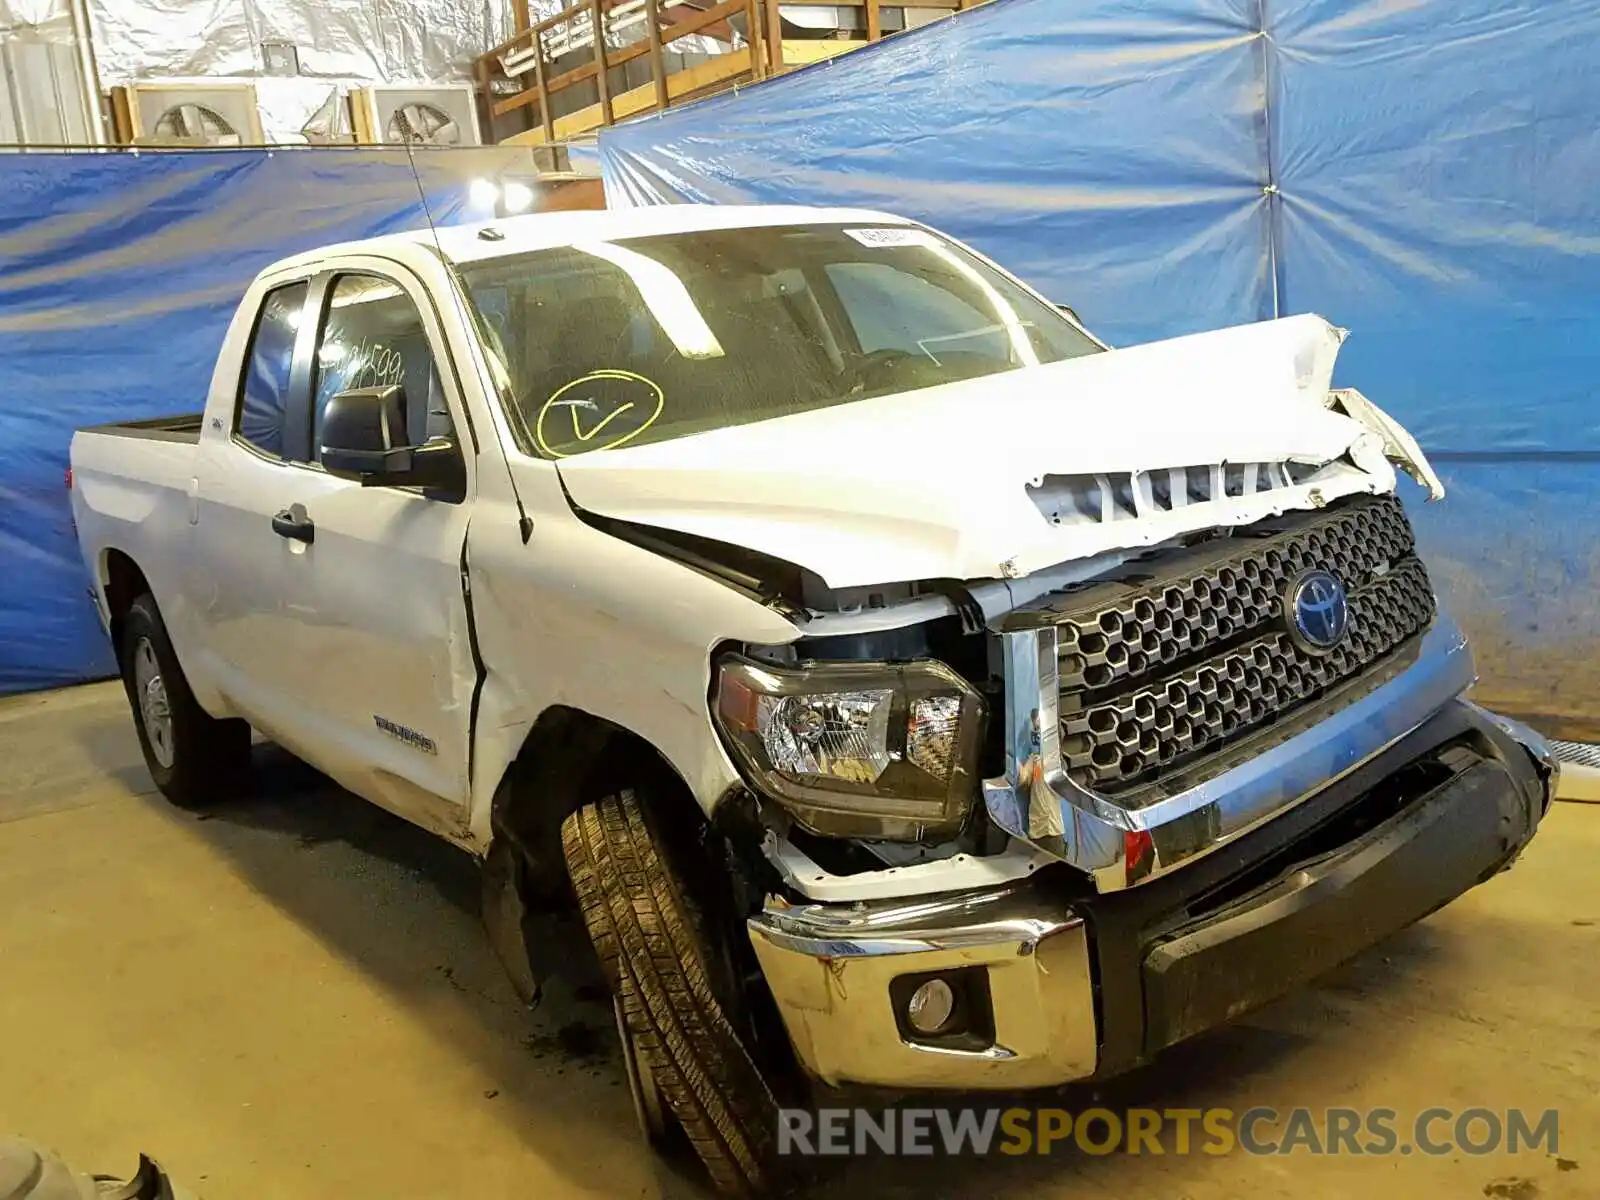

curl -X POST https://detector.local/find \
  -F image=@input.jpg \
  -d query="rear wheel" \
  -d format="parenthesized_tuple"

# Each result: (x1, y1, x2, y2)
(119, 593, 250, 809)
(561, 789, 781, 1196)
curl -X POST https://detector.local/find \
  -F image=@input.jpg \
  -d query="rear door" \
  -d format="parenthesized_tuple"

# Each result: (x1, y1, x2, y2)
(189, 276, 317, 712)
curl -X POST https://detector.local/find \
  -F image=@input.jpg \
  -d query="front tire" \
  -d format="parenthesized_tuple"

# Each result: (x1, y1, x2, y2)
(119, 593, 250, 809)
(561, 789, 781, 1196)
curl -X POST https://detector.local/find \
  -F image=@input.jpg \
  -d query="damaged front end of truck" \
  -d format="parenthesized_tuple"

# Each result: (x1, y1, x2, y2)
(560, 312, 1556, 1093)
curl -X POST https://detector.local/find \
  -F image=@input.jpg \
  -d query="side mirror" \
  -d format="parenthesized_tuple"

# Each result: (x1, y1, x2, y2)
(1055, 302, 1082, 324)
(320, 384, 465, 497)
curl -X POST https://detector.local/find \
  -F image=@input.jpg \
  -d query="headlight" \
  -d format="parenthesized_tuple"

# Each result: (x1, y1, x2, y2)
(713, 656, 985, 841)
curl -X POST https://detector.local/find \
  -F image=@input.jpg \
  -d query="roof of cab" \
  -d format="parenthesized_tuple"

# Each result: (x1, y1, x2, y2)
(265, 203, 914, 274)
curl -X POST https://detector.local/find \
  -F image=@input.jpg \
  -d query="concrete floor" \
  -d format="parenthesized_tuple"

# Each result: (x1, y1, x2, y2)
(1, 682, 1596, 1200)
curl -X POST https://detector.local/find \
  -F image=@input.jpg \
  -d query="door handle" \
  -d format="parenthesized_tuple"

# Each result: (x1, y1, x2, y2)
(270, 505, 315, 544)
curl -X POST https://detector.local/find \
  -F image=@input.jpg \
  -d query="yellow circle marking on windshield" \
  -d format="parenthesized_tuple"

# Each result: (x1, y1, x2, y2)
(535, 369, 665, 458)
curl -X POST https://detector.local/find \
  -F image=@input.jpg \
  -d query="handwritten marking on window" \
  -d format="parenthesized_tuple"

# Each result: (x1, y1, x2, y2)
(322, 337, 412, 392)
(535, 370, 664, 458)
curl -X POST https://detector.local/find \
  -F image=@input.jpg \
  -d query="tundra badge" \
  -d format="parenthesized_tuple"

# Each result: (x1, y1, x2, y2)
(374, 715, 439, 755)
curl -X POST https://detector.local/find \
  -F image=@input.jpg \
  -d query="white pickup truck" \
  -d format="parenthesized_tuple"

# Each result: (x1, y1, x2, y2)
(71, 204, 1556, 1194)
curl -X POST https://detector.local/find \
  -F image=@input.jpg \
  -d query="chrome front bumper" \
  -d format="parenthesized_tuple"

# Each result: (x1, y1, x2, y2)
(746, 886, 1097, 1090)
(982, 615, 1479, 892)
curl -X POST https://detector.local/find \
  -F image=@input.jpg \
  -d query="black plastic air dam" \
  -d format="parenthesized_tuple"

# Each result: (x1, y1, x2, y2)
(1143, 755, 1528, 1050)
(1079, 699, 1545, 1078)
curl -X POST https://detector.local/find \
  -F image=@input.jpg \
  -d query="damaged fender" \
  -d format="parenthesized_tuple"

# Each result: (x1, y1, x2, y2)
(1330, 387, 1446, 502)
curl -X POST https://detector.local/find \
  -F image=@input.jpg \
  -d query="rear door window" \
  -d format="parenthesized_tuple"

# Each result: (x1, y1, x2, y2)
(235, 282, 309, 458)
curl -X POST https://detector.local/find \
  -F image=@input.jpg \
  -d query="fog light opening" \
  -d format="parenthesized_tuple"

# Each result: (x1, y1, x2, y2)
(906, 978, 956, 1035)
(891, 966, 996, 1051)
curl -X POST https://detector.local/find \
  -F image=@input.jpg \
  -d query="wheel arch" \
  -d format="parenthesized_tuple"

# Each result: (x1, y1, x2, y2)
(100, 547, 150, 649)
(480, 702, 793, 1122)
(485, 703, 714, 902)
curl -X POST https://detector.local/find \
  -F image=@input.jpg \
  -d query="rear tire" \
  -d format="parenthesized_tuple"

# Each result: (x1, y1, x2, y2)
(562, 789, 781, 1197)
(119, 592, 250, 809)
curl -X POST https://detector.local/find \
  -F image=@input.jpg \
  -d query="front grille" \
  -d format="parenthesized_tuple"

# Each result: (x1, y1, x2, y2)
(1009, 493, 1435, 793)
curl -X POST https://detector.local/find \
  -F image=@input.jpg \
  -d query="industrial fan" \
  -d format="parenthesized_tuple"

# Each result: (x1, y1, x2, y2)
(386, 101, 462, 145)
(151, 103, 240, 144)
(352, 85, 482, 146)
(110, 82, 264, 145)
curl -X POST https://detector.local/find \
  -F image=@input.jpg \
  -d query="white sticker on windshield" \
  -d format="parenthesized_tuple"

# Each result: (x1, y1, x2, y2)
(843, 227, 938, 248)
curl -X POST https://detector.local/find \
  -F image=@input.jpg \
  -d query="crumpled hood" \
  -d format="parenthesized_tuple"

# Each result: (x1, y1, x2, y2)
(553, 314, 1396, 589)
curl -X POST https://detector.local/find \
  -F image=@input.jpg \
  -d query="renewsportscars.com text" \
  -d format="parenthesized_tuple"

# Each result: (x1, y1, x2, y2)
(778, 1107, 1560, 1158)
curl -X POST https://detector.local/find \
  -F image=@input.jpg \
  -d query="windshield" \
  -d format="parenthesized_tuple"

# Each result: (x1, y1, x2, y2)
(460, 223, 1102, 458)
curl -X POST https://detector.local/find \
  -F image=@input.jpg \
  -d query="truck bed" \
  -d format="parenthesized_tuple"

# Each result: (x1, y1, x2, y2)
(70, 413, 207, 571)
(81, 413, 204, 444)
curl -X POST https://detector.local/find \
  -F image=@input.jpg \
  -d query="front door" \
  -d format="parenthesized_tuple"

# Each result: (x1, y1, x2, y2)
(240, 265, 477, 834)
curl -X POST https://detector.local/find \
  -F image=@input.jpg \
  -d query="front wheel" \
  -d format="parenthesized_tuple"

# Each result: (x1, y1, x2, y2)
(119, 593, 251, 809)
(561, 789, 782, 1196)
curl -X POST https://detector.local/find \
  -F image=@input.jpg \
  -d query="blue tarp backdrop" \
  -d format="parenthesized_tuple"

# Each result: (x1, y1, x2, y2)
(605, 0, 1280, 348)
(0, 147, 532, 694)
(601, 0, 1600, 734)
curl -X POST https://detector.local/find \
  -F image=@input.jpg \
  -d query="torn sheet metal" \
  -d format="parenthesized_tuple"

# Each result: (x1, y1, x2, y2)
(1329, 387, 1445, 502)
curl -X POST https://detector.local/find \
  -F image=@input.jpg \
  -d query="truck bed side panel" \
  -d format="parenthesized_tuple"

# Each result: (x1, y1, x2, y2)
(68, 428, 224, 711)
